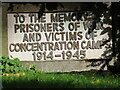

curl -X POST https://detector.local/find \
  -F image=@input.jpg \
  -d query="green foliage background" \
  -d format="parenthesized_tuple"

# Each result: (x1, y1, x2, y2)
(0, 56, 37, 74)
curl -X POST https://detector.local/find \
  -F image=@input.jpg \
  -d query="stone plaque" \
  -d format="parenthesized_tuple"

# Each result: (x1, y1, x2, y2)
(8, 12, 112, 61)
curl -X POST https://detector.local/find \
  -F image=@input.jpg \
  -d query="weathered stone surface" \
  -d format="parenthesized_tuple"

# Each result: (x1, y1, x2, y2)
(21, 60, 108, 72)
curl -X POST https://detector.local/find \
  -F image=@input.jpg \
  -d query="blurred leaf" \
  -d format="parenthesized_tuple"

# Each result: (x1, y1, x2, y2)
(7, 3, 14, 11)
(38, 3, 45, 19)
(46, 2, 58, 10)
(100, 27, 111, 35)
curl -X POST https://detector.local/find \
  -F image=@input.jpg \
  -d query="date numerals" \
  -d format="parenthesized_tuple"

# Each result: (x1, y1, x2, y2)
(32, 51, 53, 61)
(62, 50, 86, 60)
(32, 50, 86, 61)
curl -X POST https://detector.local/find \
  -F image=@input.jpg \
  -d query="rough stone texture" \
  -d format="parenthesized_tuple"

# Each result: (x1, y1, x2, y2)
(21, 60, 108, 72)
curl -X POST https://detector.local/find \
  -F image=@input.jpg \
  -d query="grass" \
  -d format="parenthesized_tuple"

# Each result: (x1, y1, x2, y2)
(2, 71, 120, 88)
